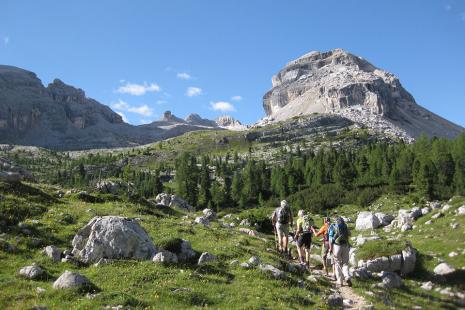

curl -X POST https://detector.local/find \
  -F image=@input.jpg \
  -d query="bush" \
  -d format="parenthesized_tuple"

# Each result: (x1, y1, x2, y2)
(237, 207, 274, 233)
(156, 238, 184, 254)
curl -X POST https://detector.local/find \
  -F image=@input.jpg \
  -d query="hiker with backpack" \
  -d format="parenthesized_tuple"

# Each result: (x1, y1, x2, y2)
(331, 216, 352, 287)
(315, 217, 331, 276)
(295, 210, 317, 268)
(272, 200, 293, 256)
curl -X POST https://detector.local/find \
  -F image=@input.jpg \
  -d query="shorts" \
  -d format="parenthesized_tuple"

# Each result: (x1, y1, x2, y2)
(297, 232, 312, 249)
(275, 222, 289, 240)
(321, 240, 330, 258)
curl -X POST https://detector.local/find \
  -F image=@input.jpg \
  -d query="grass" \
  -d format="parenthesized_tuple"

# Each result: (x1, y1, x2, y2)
(356, 239, 408, 260)
(0, 182, 330, 309)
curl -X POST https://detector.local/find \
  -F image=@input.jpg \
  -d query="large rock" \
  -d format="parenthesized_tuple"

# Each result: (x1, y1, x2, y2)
(259, 264, 286, 280)
(457, 206, 465, 215)
(53, 270, 92, 290)
(19, 264, 45, 279)
(400, 247, 416, 275)
(380, 271, 402, 289)
(261, 49, 464, 139)
(155, 193, 193, 212)
(177, 239, 197, 262)
(96, 179, 129, 194)
(358, 247, 416, 275)
(375, 213, 394, 226)
(433, 262, 456, 276)
(355, 212, 380, 231)
(71, 216, 157, 263)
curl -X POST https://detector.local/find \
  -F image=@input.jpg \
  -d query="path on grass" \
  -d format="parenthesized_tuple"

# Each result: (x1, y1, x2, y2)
(312, 269, 372, 309)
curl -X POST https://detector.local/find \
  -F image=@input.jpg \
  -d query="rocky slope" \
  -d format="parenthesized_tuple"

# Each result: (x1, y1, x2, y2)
(216, 115, 247, 131)
(0, 66, 230, 150)
(262, 49, 464, 139)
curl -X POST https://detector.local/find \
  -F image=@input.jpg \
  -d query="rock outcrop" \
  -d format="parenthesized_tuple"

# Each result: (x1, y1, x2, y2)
(155, 193, 193, 212)
(71, 216, 157, 263)
(215, 115, 247, 131)
(262, 49, 464, 140)
(0, 65, 232, 150)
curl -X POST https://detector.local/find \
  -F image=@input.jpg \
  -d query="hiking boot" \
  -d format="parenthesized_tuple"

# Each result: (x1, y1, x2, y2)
(346, 279, 352, 287)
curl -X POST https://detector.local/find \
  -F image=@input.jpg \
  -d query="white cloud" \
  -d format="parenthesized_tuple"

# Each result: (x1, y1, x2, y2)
(156, 100, 167, 105)
(139, 119, 152, 124)
(177, 72, 191, 80)
(116, 81, 160, 96)
(186, 86, 202, 97)
(210, 101, 236, 112)
(231, 95, 242, 101)
(116, 111, 128, 123)
(3, 36, 9, 45)
(112, 99, 154, 116)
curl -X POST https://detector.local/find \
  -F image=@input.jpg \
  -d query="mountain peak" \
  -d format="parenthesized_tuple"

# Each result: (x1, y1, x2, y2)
(263, 49, 464, 139)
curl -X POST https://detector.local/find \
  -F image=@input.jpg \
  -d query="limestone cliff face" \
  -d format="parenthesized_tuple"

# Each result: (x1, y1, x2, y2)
(263, 49, 464, 139)
(0, 65, 159, 150)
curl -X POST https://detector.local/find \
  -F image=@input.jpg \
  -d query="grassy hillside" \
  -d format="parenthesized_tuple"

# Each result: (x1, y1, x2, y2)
(0, 182, 331, 310)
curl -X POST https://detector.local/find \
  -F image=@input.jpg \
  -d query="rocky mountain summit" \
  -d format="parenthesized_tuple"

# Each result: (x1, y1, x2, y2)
(262, 49, 464, 139)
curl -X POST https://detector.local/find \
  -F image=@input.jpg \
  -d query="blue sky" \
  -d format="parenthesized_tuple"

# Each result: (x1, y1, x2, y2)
(1, 0, 465, 126)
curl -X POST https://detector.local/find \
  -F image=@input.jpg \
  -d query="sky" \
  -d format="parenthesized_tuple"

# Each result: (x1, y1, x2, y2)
(1, 0, 465, 127)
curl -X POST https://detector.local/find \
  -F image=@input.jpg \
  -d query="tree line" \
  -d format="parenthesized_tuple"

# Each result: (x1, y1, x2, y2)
(175, 134, 465, 212)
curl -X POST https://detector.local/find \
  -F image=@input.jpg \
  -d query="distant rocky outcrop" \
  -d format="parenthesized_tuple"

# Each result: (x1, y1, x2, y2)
(216, 115, 247, 131)
(262, 49, 464, 140)
(185, 113, 218, 127)
(0, 157, 33, 182)
(0, 65, 236, 150)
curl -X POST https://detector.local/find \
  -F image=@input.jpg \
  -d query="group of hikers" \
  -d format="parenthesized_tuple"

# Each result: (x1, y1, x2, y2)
(271, 200, 352, 287)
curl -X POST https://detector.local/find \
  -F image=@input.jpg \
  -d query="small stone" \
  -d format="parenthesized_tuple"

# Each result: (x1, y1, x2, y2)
(36, 287, 46, 294)
(432, 212, 444, 220)
(43, 245, 61, 262)
(153, 251, 178, 264)
(53, 270, 93, 290)
(434, 262, 456, 276)
(420, 281, 433, 291)
(240, 262, 250, 269)
(327, 293, 343, 308)
(425, 220, 433, 225)
(19, 264, 45, 279)
(449, 251, 458, 257)
(248, 256, 260, 267)
(229, 259, 239, 266)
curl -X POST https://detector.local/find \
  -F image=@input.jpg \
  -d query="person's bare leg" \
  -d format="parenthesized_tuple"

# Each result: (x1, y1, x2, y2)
(296, 245, 304, 263)
(283, 236, 289, 254)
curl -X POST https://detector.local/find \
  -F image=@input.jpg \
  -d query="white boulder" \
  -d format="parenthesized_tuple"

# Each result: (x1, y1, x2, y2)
(375, 213, 394, 226)
(355, 212, 380, 231)
(71, 216, 157, 263)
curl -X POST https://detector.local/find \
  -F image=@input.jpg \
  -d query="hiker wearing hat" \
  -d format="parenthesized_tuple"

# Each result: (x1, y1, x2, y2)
(272, 200, 293, 256)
